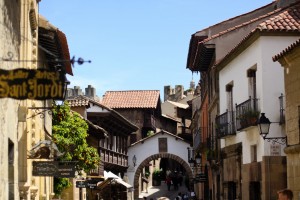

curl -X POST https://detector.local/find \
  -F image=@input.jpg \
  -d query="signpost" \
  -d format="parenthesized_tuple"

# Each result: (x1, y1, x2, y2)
(76, 181, 87, 188)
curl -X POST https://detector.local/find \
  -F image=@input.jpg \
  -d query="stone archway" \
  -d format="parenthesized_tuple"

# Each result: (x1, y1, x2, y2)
(133, 153, 193, 199)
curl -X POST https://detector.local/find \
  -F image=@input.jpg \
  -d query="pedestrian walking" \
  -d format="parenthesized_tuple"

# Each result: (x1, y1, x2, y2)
(172, 172, 179, 190)
(165, 176, 172, 191)
(178, 172, 183, 186)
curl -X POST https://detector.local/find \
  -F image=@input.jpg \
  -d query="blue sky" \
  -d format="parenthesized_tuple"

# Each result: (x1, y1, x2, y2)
(39, 0, 272, 98)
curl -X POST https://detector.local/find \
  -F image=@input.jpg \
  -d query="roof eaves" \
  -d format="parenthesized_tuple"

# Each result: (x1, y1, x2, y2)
(129, 130, 184, 147)
(273, 38, 300, 61)
(82, 96, 139, 131)
(193, 2, 275, 36)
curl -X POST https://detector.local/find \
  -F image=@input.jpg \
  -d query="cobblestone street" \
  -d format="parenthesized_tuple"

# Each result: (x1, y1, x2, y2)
(138, 181, 190, 200)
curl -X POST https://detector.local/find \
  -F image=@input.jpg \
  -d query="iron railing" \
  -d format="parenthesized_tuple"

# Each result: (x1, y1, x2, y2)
(216, 110, 236, 138)
(235, 97, 259, 131)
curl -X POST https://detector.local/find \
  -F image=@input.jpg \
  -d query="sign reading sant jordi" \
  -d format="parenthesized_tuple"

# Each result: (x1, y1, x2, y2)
(0, 68, 66, 100)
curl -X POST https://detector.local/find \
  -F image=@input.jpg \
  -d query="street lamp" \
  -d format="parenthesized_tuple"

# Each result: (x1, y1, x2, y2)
(257, 113, 287, 145)
(195, 153, 202, 166)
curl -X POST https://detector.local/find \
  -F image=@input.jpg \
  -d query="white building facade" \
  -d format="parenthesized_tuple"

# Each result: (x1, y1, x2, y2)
(217, 28, 299, 200)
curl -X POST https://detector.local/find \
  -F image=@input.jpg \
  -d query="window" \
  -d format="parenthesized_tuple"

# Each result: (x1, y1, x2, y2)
(247, 69, 257, 99)
(226, 83, 235, 133)
(226, 84, 233, 112)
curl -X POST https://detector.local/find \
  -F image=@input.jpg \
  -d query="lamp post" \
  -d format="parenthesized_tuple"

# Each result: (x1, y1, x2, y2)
(187, 148, 209, 200)
(257, 113, 287, 145)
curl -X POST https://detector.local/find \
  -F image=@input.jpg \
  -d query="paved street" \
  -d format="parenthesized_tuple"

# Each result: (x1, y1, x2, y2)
(138, 181, 189, 200)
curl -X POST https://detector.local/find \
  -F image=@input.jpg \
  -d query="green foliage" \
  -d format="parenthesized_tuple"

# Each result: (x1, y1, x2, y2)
(238, 110, 260, 120)
(152, 168, 162, 180)
(54, 177, 72, 195)
(147, 130, 154, 137)
(52, 102, 100, 195)
(145, 171, 150, 178)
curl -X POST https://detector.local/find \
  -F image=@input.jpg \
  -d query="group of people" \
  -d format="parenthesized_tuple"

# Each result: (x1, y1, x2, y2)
(165, 170, 184, 191)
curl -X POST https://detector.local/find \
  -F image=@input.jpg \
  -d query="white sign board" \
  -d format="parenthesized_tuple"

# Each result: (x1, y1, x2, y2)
(270, 144, 281, 156)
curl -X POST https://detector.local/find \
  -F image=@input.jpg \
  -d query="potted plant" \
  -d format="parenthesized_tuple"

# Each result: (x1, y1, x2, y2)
(238, 109, 260, 126)
(152, 168, 162, 186)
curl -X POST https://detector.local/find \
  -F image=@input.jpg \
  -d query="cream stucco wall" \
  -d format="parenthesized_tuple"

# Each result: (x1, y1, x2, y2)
(277, 42, 300, 198)
(1, 0, 55, 199)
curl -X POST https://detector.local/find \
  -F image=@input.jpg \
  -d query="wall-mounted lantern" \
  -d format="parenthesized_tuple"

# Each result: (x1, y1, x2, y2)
(132, 155, 137, 167)
(257, 113, 287, 145)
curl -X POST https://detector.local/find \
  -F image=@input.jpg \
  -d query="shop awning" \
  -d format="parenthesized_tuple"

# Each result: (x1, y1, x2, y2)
(97, 171, 132, 189)
(115, 178, 132, 189)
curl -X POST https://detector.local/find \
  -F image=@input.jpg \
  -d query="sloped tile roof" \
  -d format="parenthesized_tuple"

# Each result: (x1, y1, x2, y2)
(273, 38, 300, 61)
(67, 95, 139, 131)
(216, 2, 300, 68)
(67, 96, 90, 107)
(201, 2, 300, 45)
(101, 90, 160, 109)
(256, 4, 300, 31)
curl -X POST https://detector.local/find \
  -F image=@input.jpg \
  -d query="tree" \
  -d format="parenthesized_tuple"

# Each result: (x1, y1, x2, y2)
(52, 102, 100, 195)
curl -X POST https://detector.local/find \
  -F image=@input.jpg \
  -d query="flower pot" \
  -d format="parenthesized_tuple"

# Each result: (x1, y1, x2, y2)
(152, 178, 161, 186)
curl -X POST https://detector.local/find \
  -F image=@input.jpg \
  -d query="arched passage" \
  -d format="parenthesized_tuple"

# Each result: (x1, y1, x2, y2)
(133, 153, 193, 199)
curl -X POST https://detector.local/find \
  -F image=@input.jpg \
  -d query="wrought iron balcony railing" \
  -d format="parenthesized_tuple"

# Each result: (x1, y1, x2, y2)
(235, 97, 259, 131)
(216, 110, 236, 138)
(193, 127, 208, 149)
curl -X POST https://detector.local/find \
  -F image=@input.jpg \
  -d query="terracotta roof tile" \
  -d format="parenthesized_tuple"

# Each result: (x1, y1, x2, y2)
(199, 9, 281, 45)
(101, 90, 160, 109)
(256, 5, 300, 31)
(215, 2, 300, 68)
(273, 38, 300, 61)
(200, 3, 300, 47)
(67, 95, 139, 131)
(67, 96, 90, 107)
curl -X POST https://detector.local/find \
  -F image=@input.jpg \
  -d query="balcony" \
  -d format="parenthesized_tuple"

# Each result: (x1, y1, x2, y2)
(193, 127, 208, 149)
(216, 111, 236, 138)
(236, 97, 259, 131)
(144, 114, 156, 130)
(99, 147, 128, 167)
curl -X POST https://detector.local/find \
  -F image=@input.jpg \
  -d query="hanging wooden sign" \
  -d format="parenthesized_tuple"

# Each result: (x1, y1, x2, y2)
(32, 161, 76, 177)
(0, 68, 66, 100)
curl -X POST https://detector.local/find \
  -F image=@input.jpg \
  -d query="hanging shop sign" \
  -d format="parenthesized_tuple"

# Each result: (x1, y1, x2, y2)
(32, 161, 76, 177)
(195, 172, 207, 183)
(76, 181, 87, 188)
(0, 68, 66, 100)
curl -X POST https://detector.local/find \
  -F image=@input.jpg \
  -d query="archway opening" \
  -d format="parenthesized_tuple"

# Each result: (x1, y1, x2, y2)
(133, 153, 193, 199)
